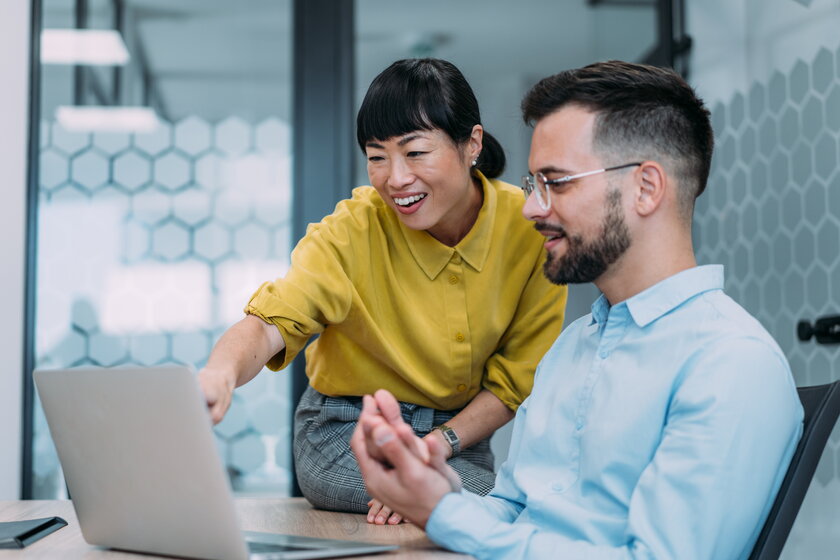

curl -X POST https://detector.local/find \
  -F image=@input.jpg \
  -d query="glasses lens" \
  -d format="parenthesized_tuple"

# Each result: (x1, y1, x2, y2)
(534, 172, 550, 210)
(521, 176, 533, 196)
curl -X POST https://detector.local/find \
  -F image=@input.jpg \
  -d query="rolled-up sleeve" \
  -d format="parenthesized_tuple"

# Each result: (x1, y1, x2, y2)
(481, 247, 566, 411)
(245, 223, 355, 371)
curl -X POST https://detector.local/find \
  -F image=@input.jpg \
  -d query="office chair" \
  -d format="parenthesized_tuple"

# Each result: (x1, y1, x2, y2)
(749, 380, 840, 560)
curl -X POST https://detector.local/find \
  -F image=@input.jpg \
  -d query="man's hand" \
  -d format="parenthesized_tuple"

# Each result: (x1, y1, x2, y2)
(197, 366, 236, 424)
(359, 393, 419, 525)
(352, 390, 461, 529)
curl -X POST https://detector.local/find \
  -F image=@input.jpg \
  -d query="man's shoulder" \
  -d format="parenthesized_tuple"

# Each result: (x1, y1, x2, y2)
(681, 289, 782, 353)
(671, 290, 794, 394)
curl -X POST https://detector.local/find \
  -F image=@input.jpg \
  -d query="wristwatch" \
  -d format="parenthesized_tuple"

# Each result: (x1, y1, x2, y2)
(435, 423, 461, 457)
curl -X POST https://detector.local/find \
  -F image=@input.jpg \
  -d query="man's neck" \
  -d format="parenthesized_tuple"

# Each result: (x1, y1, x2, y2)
(595, 236, 697, 306)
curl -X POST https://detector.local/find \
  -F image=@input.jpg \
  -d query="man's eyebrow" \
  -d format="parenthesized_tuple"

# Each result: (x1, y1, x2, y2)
(531, 165, 574, 176)
(365, 141, 384, 149)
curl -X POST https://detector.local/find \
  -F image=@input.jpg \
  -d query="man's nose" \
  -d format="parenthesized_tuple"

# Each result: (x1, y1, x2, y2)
(522, 190, 551, 221)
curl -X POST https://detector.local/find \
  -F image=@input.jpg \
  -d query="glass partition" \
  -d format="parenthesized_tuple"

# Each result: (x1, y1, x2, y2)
(32, 0, 294, 498)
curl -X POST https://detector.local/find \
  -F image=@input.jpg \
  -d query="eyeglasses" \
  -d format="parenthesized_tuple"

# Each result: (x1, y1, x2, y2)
(521, 162, 642, 211)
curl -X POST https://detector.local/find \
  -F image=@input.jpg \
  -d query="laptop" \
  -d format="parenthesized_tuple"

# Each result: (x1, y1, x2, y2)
(34, 365, 398, 560)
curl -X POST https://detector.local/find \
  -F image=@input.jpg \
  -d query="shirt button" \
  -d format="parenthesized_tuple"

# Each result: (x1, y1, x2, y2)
(457, 384, 467, 392)
(552, 483, 564, 492)
(455, 333, 465, 342)
(448, 275, 459, 285)
(599, 350, 609, 359)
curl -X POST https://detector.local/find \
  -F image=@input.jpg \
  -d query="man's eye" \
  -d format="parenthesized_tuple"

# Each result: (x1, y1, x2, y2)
(367, 155, 384, 162)
(407, 151, 425, 157)
(547, 180, 572, 192)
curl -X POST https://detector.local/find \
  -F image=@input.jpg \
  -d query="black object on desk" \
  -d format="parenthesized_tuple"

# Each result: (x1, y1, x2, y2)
(0, 516, 67, 548)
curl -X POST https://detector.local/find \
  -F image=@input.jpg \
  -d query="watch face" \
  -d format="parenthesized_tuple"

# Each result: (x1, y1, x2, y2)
(443, 430, 458, 445)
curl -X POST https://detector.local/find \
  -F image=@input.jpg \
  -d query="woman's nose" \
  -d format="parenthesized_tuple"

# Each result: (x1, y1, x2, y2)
(387, 159, 414, 189)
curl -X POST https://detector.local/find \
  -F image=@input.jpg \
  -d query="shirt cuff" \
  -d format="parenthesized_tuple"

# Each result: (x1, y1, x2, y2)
(426, 491, 494, 556)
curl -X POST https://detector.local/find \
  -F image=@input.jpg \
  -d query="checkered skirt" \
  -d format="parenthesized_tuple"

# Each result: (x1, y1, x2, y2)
(293, 385, 496, 513)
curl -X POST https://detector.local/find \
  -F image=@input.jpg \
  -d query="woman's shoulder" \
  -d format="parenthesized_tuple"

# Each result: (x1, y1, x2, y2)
(486, 178, 531, 228)
(313, 186, 391, 234)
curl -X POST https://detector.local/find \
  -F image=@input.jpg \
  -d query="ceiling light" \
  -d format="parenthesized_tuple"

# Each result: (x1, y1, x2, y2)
(41, 29, 130, 66)
(56, 106, 161, 133)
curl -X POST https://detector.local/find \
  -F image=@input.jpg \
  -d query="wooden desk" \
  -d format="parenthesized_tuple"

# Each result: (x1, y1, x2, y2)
(0, 498, 469, 559)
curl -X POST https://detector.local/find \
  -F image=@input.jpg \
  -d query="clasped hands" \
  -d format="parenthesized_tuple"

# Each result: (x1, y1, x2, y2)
(351, 389, 462, 529)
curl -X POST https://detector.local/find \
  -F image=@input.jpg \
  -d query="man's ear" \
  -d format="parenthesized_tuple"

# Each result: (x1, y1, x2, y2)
(633, 161, 666, 217)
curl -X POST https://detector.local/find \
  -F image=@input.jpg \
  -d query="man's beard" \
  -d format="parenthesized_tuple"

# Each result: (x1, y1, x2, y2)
(538, 188, 631, 285)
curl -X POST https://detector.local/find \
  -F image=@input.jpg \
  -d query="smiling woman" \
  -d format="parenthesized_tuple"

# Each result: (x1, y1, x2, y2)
(197, 57, 567, 525)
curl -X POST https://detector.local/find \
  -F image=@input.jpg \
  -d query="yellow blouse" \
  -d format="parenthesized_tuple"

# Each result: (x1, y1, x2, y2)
(245, 172, 567, 411)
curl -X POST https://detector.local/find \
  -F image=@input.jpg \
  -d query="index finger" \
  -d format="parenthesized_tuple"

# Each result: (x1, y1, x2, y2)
(373, 389, 405, 426)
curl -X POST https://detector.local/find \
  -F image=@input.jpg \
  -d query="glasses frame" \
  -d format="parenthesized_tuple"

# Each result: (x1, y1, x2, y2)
(522, 162, 643, 211)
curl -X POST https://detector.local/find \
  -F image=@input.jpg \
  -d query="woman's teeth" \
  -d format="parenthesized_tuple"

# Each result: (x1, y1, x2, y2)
(394, 193, 427, 207)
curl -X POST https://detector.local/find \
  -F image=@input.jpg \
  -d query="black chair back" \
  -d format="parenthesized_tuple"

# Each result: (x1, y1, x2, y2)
(749, 381, 840, 560)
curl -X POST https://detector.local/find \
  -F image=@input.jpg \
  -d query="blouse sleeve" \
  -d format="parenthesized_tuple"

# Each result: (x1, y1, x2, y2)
(481, 247, 567, 411)
(244, 218, 357, 371)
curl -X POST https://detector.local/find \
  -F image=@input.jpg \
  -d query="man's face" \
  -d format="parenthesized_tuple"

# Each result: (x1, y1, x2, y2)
(523, 105, 631, 285)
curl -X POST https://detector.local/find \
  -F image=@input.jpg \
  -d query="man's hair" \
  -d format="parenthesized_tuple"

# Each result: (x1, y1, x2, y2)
(521, 60, 714, 218)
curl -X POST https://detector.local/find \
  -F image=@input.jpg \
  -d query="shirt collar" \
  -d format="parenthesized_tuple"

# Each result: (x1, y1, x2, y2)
(590, 265, 725, 327)
(400, 170, 497, 280)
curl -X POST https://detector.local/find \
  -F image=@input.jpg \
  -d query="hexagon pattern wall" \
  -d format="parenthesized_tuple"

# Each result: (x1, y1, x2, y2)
(33, 116, 294, 498)
(694, 45, 840, 487)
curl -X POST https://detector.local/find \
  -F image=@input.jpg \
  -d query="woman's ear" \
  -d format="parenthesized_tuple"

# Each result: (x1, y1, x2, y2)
(634, 161, 666, 217)
(469, 124, 484, 163)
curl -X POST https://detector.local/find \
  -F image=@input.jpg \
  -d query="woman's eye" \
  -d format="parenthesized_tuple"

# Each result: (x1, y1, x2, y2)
(367, 155, 384, 162)
(407, 151, 425, 157)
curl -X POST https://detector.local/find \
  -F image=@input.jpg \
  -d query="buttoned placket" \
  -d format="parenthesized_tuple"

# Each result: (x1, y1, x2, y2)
(554, 303, 631, 494)
(442, 252, 472, 403)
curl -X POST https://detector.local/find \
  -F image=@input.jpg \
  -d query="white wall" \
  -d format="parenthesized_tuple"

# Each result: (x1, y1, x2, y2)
(0, 1, 32, 500)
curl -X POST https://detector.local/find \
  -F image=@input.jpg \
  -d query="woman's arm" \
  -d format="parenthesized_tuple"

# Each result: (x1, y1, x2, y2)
(197, 314, 286, 424)
(424, 389, 514, 458)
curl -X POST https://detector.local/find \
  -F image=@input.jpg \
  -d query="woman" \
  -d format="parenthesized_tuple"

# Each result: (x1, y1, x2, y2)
(198, 58, 566, 524)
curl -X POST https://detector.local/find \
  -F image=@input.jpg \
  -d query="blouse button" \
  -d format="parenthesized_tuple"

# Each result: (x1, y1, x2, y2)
(448, 275, 459, 285)
(457, 384, 467, 392)
(455, 333, 465, 342)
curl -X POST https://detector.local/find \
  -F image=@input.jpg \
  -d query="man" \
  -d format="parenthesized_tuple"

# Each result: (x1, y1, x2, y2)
(350, 61, 803, 559)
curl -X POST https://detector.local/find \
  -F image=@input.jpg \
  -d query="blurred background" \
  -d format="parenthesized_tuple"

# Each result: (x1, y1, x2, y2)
(7, 1, 840, 557)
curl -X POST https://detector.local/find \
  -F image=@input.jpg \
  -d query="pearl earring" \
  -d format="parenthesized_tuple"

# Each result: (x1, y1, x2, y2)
(471, 159, 477, 167)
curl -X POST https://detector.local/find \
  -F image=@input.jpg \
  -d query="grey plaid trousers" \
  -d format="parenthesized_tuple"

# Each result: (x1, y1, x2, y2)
(293, 385, 496, 513)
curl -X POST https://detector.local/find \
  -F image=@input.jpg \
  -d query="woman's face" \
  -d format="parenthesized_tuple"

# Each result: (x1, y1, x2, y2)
(364, 126, 483, 246)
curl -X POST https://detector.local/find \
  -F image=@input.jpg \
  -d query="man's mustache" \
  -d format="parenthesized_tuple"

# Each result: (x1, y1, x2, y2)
(535, 222, 566, 237)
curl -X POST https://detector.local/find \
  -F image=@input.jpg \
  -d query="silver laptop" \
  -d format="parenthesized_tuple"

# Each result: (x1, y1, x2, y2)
(34, 365, 397, 560)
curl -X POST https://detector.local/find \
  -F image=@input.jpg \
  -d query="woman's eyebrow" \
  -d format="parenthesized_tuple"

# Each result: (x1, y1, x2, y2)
(397, 134, 423, 146)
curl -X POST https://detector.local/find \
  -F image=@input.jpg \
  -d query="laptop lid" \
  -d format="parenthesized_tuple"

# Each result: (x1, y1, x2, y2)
(34, 365, 397, 560)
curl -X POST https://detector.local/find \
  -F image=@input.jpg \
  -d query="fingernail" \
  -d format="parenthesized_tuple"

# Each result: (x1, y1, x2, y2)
(375, 431, 394, 446)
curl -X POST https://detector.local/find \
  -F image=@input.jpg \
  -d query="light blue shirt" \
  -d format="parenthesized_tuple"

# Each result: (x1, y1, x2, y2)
(427, 265, 803, 560)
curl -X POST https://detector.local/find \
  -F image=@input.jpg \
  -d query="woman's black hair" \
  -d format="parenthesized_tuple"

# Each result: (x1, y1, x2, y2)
(356, 58, 505, 179)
